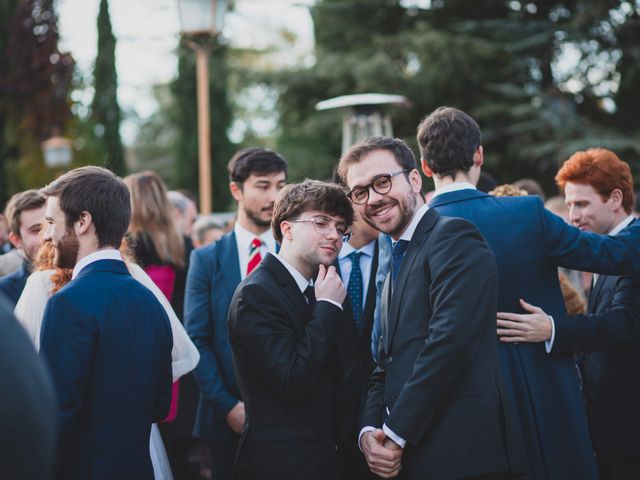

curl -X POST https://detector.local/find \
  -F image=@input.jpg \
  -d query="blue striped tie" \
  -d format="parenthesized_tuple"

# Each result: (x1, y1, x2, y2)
(391, 240, 409, 287)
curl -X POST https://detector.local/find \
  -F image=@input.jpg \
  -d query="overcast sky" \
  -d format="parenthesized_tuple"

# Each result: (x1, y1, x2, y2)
(57, 0, 315, 143)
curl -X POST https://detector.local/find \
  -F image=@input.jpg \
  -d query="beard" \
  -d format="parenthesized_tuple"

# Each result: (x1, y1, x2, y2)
(363, 191, 417, 238)
(243, 204, 273, 229)
(54, 227, 80, 269)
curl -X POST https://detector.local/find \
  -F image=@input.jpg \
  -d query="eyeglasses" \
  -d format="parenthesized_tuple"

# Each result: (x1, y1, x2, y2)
(292, 215, 352, 240)
(347, 169, 410, 205)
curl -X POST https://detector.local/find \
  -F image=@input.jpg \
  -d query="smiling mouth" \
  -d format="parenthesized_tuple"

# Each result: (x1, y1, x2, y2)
(370, 203, 394, 218)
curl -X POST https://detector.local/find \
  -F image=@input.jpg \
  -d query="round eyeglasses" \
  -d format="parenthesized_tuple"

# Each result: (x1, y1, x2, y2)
(347, 169, 409, 205)
(292, 215, 352, 240)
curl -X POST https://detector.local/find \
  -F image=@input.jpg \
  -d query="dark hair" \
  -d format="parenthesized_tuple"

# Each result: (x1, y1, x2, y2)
(271, 180, 354, 243)
(227, 147, 288, 186)
(556, 148, 635, 214)
(41, 166, 131, 248)
(417, 106, 481, 178)
(337, 136, 417, 183)
(4, 190, 46, 237)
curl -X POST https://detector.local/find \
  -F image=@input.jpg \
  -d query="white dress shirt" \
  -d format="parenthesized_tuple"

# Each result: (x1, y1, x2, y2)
(72, 249, 123, 279)
(430, 181, 476, 200)
(234, 222, 277, 280)
(271, 253, 342, 309)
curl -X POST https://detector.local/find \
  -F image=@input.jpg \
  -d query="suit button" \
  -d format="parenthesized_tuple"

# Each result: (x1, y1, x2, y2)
(386, 356, 393, 365)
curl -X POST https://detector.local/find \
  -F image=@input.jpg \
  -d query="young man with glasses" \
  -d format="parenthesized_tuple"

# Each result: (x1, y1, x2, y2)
(228, 180, 353, 479)
(338, 136, 523, 479)
(185, 147, 287, 480)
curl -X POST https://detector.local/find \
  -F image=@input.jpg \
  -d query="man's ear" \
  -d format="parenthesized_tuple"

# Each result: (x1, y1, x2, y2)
(608, 188, 623, 210)
(421, 158, 434, 178)
(473, 146, 484, 168)
(229, 182, 243, 202)
(7, 231, 22, 250)
(280, 220, 293, 241)
(75, 211, 93, 235)
(409, 168, 423, 194)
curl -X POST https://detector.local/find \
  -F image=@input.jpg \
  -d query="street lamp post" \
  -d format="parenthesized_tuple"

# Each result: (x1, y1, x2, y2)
(177, 0, 227, 214)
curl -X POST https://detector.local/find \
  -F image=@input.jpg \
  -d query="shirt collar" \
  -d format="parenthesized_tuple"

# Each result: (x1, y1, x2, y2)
(339, 239, 375, 260)
(398, 203, 429, 243)
(272, 253, 310, 293)
(431, 181, 476, 200)
(234, 222, 276, 251)
(608, 215, 635, 236)
(72, 249, 123, 279)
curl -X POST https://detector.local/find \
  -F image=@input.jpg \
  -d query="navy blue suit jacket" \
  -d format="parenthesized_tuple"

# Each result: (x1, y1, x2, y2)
(185, 231, 243, 441)
(40, 260, 173, 480)
(552, 219, 640, 462)
(0, 258, 29, 307)
(420, 189, 640, 479)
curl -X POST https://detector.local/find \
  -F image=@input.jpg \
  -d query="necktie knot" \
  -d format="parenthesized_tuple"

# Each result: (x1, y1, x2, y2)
(392, 239, 409, 257)
(247, 238, 263, 275)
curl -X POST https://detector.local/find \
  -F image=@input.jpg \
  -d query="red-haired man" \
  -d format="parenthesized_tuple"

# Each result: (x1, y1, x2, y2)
(498, 148, 640, 480)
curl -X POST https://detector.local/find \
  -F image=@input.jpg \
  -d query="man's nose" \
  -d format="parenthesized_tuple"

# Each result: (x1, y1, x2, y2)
(43, 223, 52, 241)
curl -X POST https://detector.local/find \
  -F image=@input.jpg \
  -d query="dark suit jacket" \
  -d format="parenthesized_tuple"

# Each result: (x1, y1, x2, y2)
(185, 231, 243, 441)
(0, 297, 56, 480)
(363, 209, 520, 479)
(40, 259, 173, 480)
(430, 189, 640, 479)
(334, 241, 378, 450)
(0, 258, 29, 307)
(552, 221, 640, 462)
(228, 253, 345, 480)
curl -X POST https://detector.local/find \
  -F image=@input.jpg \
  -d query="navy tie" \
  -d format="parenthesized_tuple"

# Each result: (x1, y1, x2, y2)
(391, 240, 409, 287)
(347, 251, 364, 332)
(303, 284, 316, 307)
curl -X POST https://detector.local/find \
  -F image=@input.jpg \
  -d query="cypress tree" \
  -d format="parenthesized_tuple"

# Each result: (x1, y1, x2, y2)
(92, 0, 126, 175)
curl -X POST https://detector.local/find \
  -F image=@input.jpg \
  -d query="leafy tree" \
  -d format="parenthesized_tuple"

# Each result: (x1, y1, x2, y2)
(91, 0, 125, 175)
(0, 0, 74, 202)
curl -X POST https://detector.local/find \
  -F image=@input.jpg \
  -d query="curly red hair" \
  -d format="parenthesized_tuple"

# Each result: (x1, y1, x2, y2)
(555, 148, 635, 214)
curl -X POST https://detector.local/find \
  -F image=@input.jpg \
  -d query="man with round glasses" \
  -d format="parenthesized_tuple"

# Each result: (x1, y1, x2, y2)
(338, 136, 523, 479)
(228, 179, 353, 479)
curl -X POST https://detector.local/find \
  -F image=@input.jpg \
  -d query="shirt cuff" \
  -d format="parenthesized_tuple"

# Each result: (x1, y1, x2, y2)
(317, 298, 343, 310)
(544, 315, 555, 353)
(358, 426, 376, 452)
(382, 423, 406, 448)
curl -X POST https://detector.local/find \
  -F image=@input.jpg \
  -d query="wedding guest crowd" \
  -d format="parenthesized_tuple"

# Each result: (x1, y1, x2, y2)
(1, 106, 639, 480)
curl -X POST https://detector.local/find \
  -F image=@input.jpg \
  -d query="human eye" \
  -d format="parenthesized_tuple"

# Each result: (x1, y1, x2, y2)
(335, 223, 348, 236)
(351, 187, 367, 203)
(314, 216, 330, 228)
(373, 176, 391, 190)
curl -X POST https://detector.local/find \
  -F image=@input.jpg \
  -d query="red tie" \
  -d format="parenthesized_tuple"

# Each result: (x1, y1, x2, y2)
(247, 238, 263, 275)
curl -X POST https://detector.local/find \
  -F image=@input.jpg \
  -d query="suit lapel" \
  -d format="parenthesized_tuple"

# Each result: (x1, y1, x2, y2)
(386, 209, 440, 351)
(218, 232, 242, 294)
(261, 253, 309, 326)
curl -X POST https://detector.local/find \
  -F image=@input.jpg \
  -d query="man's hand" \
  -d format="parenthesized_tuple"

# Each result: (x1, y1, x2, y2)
(315, 264, 346, 304)
(361, 429, 402, 478)
(225, 401, 245, 433)
(497, 299, 552, 343)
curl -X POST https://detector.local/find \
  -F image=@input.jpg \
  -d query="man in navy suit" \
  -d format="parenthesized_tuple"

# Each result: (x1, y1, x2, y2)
(498, 148, 640, 479)
(413, 106, 640, 479)
(39, 166, 173, 480)
(0, 190, 46, 306)
(185, 148, 287, 480)
(339, 137, 523, 479)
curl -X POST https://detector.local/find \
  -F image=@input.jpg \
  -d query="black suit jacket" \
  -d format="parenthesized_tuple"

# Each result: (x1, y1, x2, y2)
(553, 223, 640, 461)
(334, 241, 379, 450)
(228, 253, 345, 480)
(0, 258, 29, 307)
(363, 209, 522, 479)
(0, 297, 56, 480)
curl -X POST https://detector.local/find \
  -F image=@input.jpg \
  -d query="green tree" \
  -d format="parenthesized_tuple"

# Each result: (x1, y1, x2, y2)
(0, 0, 74, 202)
(91, 0, 125, 175)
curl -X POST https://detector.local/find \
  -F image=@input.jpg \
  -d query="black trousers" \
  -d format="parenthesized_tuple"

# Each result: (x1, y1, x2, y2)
(207, 435, 239, 480)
